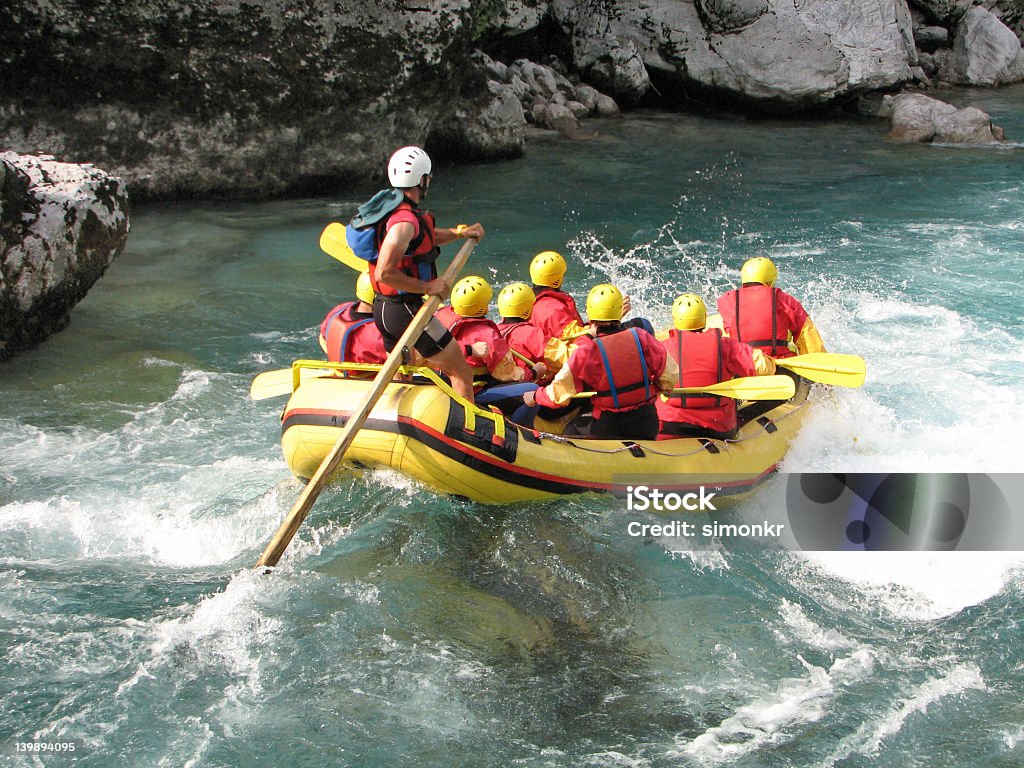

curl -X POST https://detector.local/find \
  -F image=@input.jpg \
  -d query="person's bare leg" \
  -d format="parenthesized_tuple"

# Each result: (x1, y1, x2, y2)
(427, 341, 476, 402)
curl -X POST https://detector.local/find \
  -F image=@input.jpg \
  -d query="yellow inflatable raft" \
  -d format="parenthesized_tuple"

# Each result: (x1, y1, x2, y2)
(278, 361, 813, 504)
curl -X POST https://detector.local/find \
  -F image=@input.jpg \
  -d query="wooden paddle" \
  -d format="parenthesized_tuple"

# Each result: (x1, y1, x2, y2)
(256, 236, 478, 569)
(773, 352, 865, 388)
(571, 374, 796, 401)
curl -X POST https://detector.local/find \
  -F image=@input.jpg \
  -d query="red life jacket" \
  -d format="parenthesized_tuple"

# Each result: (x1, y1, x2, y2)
(435, 305, 499, 376)
(320, 303, 386, 365)
(530, 288, 582, 339)
(367, 201, 439, 297)
(588, 328, 654, 413)
(717, 285, 792, 358)
(663, 329, 724, 411)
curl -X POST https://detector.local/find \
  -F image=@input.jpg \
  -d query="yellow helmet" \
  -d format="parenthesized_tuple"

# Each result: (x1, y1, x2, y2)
(356, 270, 375, 305)
(586, 283, 624, 322)
(451, 275, 493, 318)
(529, 250, 567, 289)
(497, 282, 536, 319)
(740, 256, 777, 286)
(672, 293, 707, 331)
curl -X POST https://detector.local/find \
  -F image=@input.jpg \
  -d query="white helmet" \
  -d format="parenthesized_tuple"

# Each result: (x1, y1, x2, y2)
(388, 146, 432, 189)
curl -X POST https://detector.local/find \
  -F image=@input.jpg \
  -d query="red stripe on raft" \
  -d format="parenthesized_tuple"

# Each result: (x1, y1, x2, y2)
(282, 406, 779, 495)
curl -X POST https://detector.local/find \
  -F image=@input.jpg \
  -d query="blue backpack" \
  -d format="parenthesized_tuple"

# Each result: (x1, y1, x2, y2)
(345, 189, 406, 263)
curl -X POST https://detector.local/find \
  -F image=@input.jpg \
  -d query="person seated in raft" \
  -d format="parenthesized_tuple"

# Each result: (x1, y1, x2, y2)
(319, 270, 387, 367)
(715, 256, 826, 359)
(527, 250, 654, 340)
(523, 284, 678, 440)
(495, 282, 569, 384)
(656, 293, 776, 441)
(434, 276, 540, 427)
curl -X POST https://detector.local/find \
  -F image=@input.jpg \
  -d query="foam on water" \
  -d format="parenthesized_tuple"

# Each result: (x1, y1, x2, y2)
(819, 663, 987, 766)
(787, 552, 1024, 621)
(670, 650, 875, 763)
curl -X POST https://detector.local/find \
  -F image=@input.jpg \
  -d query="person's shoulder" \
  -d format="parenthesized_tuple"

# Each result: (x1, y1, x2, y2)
(385, 206, 420, 231)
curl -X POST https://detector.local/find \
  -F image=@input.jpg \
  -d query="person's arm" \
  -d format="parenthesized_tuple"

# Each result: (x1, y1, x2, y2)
(377, 221, 450, 297)
(434, 222, 485, 246)
(526, 355, 581, 407)
(794, 316, 826, 355)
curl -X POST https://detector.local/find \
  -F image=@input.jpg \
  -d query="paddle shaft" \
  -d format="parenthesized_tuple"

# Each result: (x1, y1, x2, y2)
(570, 374, 795, 401)
(256, 237, 477, 568)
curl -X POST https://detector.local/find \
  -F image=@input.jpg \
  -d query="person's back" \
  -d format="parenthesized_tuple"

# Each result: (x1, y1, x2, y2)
(437, 277, 525, 384)
(657, 293, 774, 440)
(529, 284, 676, 440)
(716, 256, 825, 358)
(496, 282, 565, 383)
(527, 250, 587, 340)
(320, 271, 387, 366)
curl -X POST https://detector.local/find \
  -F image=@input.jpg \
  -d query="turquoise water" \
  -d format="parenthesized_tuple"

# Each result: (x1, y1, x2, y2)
(2, 86, 1024, 766)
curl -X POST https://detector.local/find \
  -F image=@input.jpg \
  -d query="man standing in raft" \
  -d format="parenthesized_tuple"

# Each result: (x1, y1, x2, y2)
(715, 256, 826, 358)
(656, 293, 775, 441)
(524, 284, 677, 440)
(369, 146, 485, 402)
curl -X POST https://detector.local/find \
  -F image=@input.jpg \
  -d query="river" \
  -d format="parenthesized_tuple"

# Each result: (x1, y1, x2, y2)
(2, 86, 1023, 766)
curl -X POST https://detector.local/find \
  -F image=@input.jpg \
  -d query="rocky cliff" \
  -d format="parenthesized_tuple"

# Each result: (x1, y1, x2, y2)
(3, 1, 1023, 202)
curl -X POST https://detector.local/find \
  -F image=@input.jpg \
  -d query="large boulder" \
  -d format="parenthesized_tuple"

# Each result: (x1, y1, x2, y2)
(940, 6, 1024, 84)
(0, 153, 129, 360)
(878, 92, 1006, 143)
(551, 0, 917, 109)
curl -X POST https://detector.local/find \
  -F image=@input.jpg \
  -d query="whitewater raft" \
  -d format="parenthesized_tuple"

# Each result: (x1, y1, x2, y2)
(278, 360, 813, 504)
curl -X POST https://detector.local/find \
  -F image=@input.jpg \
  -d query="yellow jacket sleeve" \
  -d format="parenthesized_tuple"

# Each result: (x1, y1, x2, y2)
(795, 317, 826, 355)
(540, 360, 580, 406)
(751, 349, 777, 376)
(493, 351, 526, 383)
(542, 337, 569, 373)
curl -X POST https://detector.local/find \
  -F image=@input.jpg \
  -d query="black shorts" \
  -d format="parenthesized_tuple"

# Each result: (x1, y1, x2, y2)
(592, 402, 660, 440)
(372, 294, 453, 359)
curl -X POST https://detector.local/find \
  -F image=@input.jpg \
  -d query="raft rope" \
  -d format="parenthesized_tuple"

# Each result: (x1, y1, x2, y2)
(530, 392, 809, 457)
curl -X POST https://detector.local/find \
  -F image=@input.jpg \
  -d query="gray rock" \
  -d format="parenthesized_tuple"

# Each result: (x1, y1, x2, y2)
(942, 6, 1024, 85)
(553, 0, 916, 109)
(915, 24, 951, 51)
(574, 84, 601, 112)
(879, 92, 1005, 143)
(697, 0, 769, 33)
(909, 0, 972, 24)
(0, 153, 129, 360)
(595, 94, 621, 117)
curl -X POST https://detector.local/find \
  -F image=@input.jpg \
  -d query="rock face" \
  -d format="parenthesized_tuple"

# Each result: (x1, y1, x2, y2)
(0, 0, 504, 201)
(1, 0, 1021, 202)
(877, 92, 1006, 143)
(940, 6, 1024, 84)
(550, 0, 918, 109)
(0, 0, 927, 201)
(0, 153, 130, 360)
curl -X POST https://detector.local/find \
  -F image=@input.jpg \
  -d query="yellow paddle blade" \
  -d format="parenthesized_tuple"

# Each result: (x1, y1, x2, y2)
(775, 352, 865, 388)
(249, 366, 338, 401)
(669, 374, 796, 401)
(319, 222, 369, 272)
